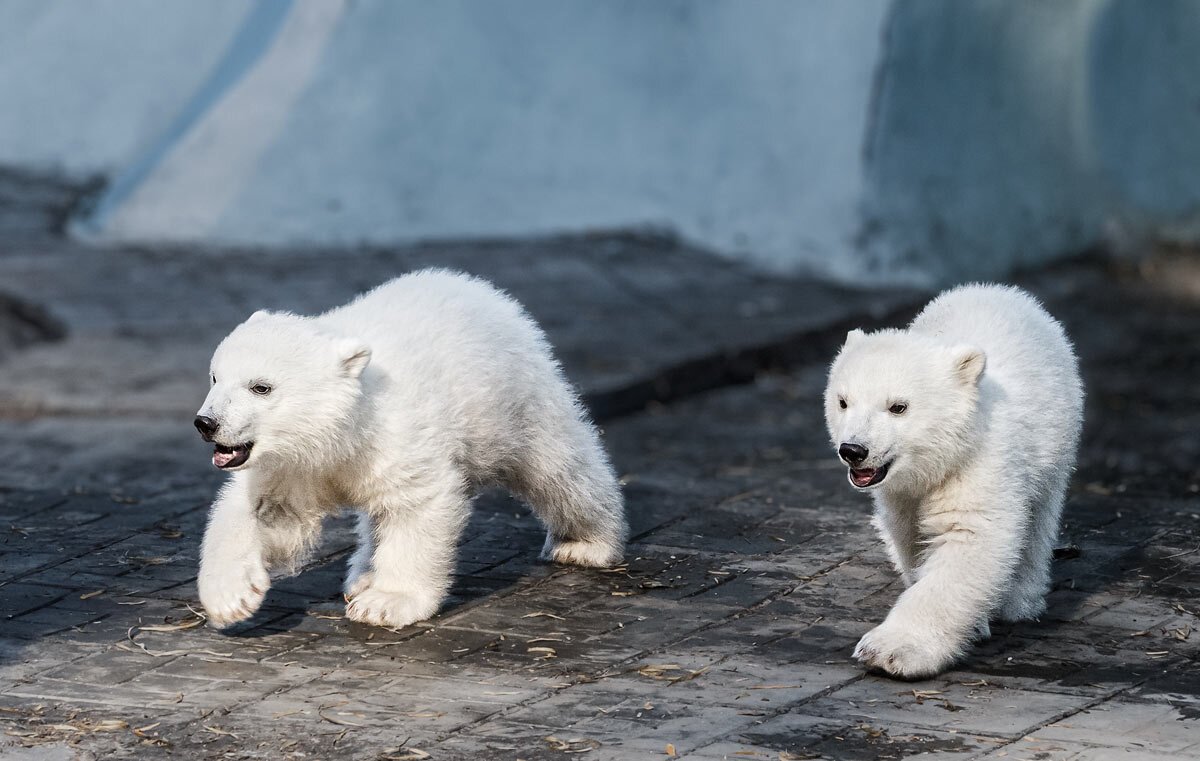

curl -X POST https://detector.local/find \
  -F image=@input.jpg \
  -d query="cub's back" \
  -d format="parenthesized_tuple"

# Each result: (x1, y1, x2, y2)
(912, 284, 1082, 467)
(912, 285, 1076, 386)
(329, 269, 545, 359)
(319, 269, 564, 422)
(913, 284, 1058, 356)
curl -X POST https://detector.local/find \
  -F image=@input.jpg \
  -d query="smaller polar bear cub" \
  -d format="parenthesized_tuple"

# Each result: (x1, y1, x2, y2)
(824, 284, 1082, 679)
(194, 269, 627, 630)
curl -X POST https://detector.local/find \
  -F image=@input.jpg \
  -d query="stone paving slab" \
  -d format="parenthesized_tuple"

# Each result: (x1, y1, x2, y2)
(1, 183, 1199, 759)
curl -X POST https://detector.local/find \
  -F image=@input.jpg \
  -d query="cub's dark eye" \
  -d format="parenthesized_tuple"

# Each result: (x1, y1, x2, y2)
(838, 397, 847, 409)
(250, 383, 273, 396)
(210, 374, 216, 384)
(889, 402, 908, 415)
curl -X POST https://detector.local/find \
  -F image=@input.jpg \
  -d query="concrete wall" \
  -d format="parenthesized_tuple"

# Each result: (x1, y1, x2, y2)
(861, 0, 1200, 283)
(0, 0, 252, 173)
(861, 0, 1105, 283)
(1089, 0, 1200, 228)
(80, 0, 892, 280)
(1, 0, 1197, 284)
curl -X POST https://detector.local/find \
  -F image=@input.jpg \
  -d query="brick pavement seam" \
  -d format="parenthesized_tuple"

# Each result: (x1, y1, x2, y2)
(965, 684, 1136, 760)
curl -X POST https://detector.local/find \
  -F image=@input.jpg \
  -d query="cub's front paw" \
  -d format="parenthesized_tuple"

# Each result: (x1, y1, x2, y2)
(198, 556, 270, 629)
(540, 535, 624, 568)
(853, 620, 959, 680)
(345, 585, 440, 629)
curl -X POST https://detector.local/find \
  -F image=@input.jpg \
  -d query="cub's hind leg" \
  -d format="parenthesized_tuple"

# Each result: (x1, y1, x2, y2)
(996, 472, 1069, 622)
(507, 412, 626, 567)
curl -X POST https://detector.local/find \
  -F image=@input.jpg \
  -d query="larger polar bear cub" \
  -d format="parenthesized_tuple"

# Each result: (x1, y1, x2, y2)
(194, 269, 627, 629)
(824, 284, 1083, 679)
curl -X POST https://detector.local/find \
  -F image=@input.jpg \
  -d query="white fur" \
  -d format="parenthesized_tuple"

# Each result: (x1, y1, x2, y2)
(824, 284, 1083, 678)
(196, 269, 627, 630)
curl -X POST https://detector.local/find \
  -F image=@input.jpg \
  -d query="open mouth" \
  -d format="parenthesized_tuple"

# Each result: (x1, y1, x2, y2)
(849, 462, 890, 488)
(213, 442, 253, 470)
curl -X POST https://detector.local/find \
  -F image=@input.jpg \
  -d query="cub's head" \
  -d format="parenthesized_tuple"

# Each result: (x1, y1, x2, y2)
(824, 328, 986, 492)
(194, 310, 371, 471)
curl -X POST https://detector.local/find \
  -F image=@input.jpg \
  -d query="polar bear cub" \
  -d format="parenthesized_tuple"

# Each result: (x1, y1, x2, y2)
(824, 284, 1082, 678)
(194, 269, 627, 629)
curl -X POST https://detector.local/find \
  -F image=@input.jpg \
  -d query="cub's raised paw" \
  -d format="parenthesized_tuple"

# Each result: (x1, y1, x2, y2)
(345, 585, 439, 629)
(853, 620, 959, 680)
(540, 535, 623, 568)
(198, 557, 270, 629)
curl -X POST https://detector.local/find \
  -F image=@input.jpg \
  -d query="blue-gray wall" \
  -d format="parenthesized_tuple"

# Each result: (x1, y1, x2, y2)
(1, 0, 1197, 285)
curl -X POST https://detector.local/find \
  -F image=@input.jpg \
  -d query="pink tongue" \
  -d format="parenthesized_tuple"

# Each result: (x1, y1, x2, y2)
(851, 468, 876, 486)
(213, 450, 236, 468)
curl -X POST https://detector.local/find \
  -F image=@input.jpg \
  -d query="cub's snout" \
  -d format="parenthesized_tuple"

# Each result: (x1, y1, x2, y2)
(194, 415, 219, 441)
(193, 411, 254, 470)
(838, 442, 868, 465)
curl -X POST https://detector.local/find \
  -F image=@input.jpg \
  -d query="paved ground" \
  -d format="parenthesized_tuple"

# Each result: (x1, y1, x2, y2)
(1, 173, 1198, 759)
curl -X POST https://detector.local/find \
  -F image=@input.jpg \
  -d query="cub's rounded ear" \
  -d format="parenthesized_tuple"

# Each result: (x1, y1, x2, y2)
(336, 338, 372, 378)
(844, 328, 866, 346)
(951, 345, 986, 386)
(246, 310, 272, 324)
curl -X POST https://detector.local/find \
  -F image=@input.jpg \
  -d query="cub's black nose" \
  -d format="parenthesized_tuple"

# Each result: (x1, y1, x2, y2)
(194, 415, 219, 441)
(839, 442, 868, 465)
